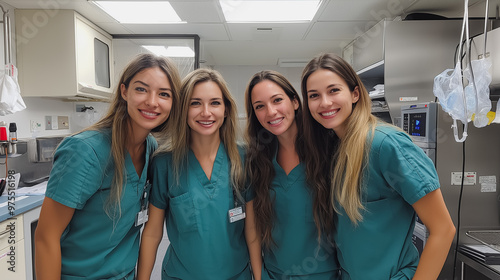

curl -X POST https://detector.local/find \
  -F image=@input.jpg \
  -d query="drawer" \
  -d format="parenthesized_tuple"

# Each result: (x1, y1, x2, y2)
(0, 215, 24, 250)
(0, 239, 26, 280)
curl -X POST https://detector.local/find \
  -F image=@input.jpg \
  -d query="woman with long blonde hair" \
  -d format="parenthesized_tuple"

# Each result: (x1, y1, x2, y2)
(138, 68, 252, 279)
(301, 53, 455, 280)
(35, 53, 180, 280)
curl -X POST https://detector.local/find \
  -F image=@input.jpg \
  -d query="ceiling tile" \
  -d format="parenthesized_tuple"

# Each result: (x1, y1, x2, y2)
(122, 23, 229, 40)
(319, 0, 401, 21)
(227, 22, 310, 41)
(306, 21, 371, 41)
(201, 40, 341, 66)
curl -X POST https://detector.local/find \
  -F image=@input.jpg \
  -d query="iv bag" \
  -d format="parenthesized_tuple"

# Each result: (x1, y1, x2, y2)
(433, 63, 468, 123)
(463, 57, 492, 128)
(0, 65, 26, 116)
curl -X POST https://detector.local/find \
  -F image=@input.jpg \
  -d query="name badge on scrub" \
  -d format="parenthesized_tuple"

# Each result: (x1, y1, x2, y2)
(228, 205, 246, 223)
(135, 208, 149, 227)
(135, 181, 151, 227)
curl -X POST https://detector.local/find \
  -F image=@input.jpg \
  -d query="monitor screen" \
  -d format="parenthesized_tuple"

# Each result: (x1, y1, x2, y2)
(409, 113, 426, 137)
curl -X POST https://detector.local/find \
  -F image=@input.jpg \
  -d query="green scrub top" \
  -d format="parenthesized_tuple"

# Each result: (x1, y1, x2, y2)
(45, 129, 157, 280)
(335, 125, 440, 280)
(262, 158, 340, 280)
(149, 143, 251, 280)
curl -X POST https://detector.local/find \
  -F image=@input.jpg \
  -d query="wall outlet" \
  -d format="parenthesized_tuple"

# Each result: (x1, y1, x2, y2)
(30, 120, 42, 133)
(58, 116, 69, 129)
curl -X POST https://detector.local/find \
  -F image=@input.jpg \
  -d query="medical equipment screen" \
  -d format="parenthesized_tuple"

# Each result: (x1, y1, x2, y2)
(409, 113, 426, 137)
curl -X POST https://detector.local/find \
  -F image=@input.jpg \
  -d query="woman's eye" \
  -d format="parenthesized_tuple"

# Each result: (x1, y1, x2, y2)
(190, 101, 201, 106)
(211, 101, 221, 106)
(308, 93, 318, 99)
(274, 98, 283, 103)
(329, 88, 340, 94)
(159, 92, 171, 98)
(135, 87, 146, 92)
(254, 104, 263, 110)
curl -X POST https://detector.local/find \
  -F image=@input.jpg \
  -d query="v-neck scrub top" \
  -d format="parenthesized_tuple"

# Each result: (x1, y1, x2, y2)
(45, 129, 157, 280)
(261, 159, 340, 280)
(335, 125, 440, 280)
(149, 143, 251, 280)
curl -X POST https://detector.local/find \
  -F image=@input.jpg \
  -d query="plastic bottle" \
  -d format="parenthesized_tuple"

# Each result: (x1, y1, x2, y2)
(9, 123, 17, 142)
(0, 121, 8, 142)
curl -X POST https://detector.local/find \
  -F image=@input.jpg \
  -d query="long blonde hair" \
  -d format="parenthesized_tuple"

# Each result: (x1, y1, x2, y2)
(170, 68, 245, 199)
(85, 53, 181, 216)
(301, 53, 377, 224)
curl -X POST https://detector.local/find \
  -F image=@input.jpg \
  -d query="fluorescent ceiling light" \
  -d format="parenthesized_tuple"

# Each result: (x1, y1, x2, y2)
(92, 1, 183, 24)
(219, 0, 320, 22)
(278, 58, 309, 67)
(142, 46, 195, 57)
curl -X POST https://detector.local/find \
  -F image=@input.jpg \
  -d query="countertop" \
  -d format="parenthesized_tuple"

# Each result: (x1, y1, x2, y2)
(0, 194, 44, 222)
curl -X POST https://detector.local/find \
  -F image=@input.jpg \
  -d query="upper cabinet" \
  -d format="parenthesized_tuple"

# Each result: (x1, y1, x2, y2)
(15, 10, 114, 100)
(352, 19, 387, 74)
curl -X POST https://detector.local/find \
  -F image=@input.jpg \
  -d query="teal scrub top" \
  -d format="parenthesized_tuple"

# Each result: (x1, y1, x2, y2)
(335, 125, 440, 280)
(262, 158, 340, 280)
(149, 143, 251, 280)
(45, 129, 157, 280)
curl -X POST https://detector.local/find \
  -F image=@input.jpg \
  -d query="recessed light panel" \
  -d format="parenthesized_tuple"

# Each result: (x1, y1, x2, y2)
(92, 1, 183, 24)
(142, 46, 195, 57)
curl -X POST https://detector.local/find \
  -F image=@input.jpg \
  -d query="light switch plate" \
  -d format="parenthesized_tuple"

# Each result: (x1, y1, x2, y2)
(45, 116, 52, 130)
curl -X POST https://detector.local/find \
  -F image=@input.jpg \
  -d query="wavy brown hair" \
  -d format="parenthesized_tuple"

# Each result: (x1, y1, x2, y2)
(244, 70, 330, 248)
(301, 53, 377, 226)
(86, 53, 181, 217)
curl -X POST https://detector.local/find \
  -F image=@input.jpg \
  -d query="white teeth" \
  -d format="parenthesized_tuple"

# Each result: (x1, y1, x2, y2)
(141, 111, 158, 117)
(269, 118, 282, 125)
(199, 121, 213, 125)
(321, 110, 338, 116)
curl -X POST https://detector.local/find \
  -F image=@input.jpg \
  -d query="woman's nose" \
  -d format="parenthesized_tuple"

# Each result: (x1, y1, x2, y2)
(146, 93, 158, 107)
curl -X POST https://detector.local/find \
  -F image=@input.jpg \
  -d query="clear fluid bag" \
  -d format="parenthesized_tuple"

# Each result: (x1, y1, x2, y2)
(463, 57, 492, 128)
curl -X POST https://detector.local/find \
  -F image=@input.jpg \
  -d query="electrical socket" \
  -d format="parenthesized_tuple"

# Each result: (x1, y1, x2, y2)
(30, 120, 42, 133)
(58, 116, 69, 129)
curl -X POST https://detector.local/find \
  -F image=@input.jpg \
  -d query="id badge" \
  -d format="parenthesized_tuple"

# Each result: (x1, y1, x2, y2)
(135, 182, 151, 227)
(228, 205, 246, 223)
(135, 209, 149, 227)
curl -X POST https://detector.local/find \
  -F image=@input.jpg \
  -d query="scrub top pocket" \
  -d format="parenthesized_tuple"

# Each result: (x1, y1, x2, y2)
(170, 192, 198, 233)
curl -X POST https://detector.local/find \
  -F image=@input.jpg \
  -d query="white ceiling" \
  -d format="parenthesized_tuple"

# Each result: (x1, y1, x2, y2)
(1, 0, 495, 66)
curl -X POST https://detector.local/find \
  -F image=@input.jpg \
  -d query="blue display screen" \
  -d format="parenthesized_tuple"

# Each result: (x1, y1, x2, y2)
(409, 113, 426, 137)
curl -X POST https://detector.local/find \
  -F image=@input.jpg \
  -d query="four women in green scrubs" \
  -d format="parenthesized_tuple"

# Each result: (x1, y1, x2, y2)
(138, 68, 252, 279)
(244, 70, 340, 279)
(34, 53, 181, 279)
(300, 53, 456, 280)
(36, 52, 455, 279)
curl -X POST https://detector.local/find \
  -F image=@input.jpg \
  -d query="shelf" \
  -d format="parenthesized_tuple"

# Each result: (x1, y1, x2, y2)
(357, 60, 384, 78)
(371, 107, 390, 113)
(369, 92, 385, 100)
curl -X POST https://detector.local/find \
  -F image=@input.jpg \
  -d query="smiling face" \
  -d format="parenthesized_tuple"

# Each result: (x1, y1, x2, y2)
(251, 80, 299, 138)
(305, 69, 359, 138)
(121, 66, 173, 136)
(187, 80, 226, 138)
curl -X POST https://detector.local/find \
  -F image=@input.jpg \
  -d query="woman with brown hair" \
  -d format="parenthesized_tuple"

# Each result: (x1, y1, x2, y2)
(244, 70, 340, 279)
